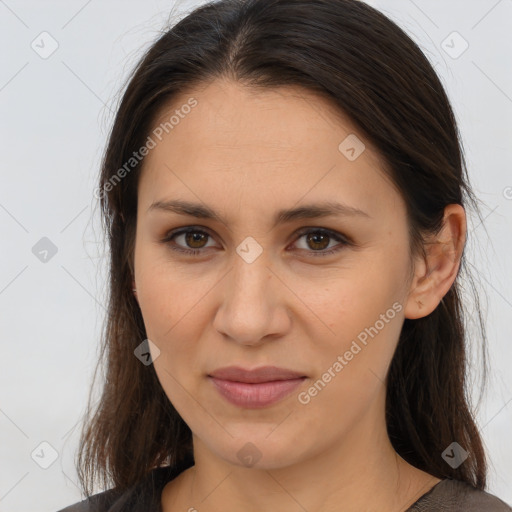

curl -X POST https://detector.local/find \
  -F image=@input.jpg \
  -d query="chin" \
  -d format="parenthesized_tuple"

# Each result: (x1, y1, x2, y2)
(197, 424, 315, 470)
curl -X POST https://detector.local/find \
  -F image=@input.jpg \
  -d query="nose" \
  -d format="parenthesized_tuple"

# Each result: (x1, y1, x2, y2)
(212, 249, 291, 346)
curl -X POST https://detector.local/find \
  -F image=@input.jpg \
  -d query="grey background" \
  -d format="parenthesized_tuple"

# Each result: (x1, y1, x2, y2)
(0, 0, 511, 510)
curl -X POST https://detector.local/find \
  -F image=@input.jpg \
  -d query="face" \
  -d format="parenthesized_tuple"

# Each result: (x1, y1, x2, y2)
(133, 79, 415, 469)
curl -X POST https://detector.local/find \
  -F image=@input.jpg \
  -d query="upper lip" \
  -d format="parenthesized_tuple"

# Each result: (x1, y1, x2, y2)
(208, 366, 306, 383)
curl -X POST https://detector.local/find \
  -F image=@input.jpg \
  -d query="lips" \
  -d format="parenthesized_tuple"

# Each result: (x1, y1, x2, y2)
(209, 365, 305, 383)
(208, 366, 307, 408)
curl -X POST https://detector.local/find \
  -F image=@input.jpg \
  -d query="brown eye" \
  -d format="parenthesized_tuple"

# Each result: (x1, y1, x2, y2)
(305, 231, 330, 251)
(184, 231, 209, 249)
(292, 228, 350, 257)
(162, 227, 216, 255)
(162, 226, 350, 258)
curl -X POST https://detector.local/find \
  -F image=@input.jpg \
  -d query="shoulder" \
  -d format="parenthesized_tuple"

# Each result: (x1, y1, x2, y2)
(55, 489, 117, 512)
(55, 464, 187, 512)
(409, 478, 512, 511)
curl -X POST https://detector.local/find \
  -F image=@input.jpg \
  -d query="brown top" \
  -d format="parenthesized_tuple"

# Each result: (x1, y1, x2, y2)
(405, 478, 512, 511)
(57, 463, 512, 512)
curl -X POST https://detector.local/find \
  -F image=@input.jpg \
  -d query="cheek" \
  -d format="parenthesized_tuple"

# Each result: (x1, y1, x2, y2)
(134, 253, 219, 371)
(136, 246, 216, 341)
(297, 296, 403, 437)
(138, 278, 203, 374)
(303, 263, 402, 345)
(144, 304, 206, 428)
(299, 257, 405, 409)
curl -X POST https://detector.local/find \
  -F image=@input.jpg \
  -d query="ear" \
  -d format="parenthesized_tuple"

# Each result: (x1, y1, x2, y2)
(132, 277, 138, 303)
(403, 204, 466, 319)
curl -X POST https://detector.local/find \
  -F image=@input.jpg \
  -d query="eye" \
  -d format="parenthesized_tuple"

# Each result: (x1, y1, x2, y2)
(291, 227, 350, 257)
(161, 227, 216, 255)
(161, 226, 351, 257)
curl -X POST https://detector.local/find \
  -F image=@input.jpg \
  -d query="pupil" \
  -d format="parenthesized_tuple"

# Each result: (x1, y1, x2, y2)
(308, 232, 328, 250)
(186, 232, 206, 248)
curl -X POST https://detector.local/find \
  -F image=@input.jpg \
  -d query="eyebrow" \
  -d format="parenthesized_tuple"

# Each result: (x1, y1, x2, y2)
(147, 199, 371, 228)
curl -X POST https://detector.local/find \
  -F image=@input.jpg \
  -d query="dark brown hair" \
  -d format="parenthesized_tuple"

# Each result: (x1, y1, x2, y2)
(77, 0, 490, 497)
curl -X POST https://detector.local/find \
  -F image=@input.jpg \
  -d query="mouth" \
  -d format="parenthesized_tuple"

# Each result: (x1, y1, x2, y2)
(207, 366, 307, 408)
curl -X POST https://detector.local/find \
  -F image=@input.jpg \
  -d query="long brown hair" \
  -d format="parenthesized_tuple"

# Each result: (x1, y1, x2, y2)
(77, 0, 490, 496)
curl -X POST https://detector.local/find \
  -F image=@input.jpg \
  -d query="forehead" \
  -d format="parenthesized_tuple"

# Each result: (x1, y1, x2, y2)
(137, 79, 403, 223)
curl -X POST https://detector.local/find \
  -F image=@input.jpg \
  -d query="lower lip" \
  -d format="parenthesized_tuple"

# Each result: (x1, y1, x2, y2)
(209, 376, 306, 408)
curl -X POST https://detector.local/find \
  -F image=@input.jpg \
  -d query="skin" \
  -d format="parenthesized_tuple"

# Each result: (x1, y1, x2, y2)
(132, 79, 466, 512)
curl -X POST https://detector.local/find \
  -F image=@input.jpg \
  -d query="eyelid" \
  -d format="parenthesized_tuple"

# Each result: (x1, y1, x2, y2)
(292, 226, 351, 245)
(161, 226, 219, 250)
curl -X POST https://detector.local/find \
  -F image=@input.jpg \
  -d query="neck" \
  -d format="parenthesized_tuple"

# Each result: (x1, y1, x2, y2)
(162, 392, 440, 512)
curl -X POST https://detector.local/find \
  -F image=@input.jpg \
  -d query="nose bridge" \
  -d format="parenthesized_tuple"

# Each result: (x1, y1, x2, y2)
(214, 241, 283, 344)
(229, 242, 274, 312)
(233, 243, 271, 297)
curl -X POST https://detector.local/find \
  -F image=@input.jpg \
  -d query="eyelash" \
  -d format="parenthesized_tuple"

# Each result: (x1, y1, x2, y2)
(161, 226, 351, 257)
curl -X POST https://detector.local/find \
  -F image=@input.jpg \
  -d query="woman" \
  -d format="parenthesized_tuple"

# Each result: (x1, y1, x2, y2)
(59, 0, 511, 510)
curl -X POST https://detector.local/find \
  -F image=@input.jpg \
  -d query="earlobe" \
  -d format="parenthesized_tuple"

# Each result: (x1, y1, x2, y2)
(403, 259, 434, 320)
(403, 204, 466, 320)
(132, 279, 138, 302)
